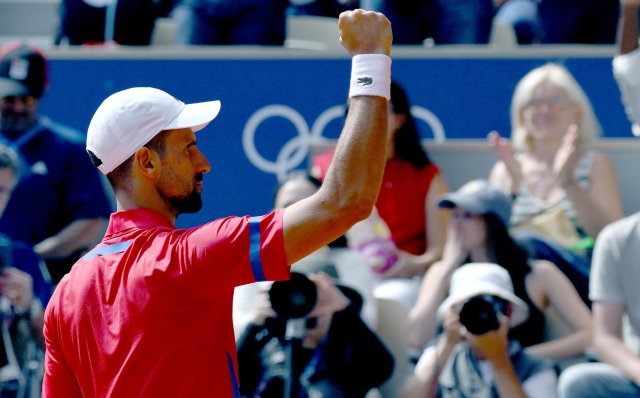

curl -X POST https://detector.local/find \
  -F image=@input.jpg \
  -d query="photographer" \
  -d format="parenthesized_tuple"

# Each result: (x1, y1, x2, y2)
(236, 271, 394, 398)
(0, 144, 53, 397)
(402, 263, 557, 398)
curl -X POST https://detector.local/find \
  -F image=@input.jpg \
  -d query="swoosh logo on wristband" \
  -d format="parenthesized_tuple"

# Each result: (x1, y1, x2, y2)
(357, 77, 373, 86)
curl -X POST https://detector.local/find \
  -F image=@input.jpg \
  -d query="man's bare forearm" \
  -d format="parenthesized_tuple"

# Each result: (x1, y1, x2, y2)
(618, 2, 640, 55)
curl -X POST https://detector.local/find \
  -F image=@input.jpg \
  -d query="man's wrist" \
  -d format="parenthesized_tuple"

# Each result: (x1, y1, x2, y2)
(349, 54, 392, 100)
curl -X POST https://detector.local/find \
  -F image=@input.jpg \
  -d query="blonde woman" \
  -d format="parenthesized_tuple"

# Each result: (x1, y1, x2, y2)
(488, 63, 623, 305)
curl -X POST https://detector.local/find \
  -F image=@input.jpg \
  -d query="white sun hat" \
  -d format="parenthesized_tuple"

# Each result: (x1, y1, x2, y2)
(437, 262, 529, 328)
(86, 87, 221, 174)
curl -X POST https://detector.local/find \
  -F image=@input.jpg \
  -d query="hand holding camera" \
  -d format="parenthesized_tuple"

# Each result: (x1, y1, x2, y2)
(307, 273, 349, 319)
(251, 288, 277, 327)
(463, 314, 510, 363)
(0, 268, 34, 314)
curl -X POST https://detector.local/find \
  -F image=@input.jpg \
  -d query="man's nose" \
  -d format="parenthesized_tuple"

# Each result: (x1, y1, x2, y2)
(195, 148, 211, 174)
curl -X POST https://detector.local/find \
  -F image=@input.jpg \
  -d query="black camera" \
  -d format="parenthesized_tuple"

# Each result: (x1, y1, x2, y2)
(269, 272, 318, 320)
(458, 294, 509, 335)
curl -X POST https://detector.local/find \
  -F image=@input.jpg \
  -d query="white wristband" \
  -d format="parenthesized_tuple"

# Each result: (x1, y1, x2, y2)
(349, 54, 392, 100)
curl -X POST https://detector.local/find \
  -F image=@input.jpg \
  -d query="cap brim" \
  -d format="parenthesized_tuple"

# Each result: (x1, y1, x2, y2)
(0, 78, 29, 99)
(437, 192, 485, 215)
(164, 100, 221, 132)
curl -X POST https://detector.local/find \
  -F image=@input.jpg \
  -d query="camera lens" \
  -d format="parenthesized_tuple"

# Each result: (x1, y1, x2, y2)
(459, 295, 505, 335)
(269, 272, 317, 319)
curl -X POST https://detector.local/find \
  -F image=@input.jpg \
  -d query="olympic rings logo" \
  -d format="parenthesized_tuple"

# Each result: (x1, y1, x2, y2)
(242, 104, 445, 181)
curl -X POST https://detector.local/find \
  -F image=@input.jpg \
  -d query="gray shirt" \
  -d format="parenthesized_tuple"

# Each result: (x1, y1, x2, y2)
(590, 212, 640, 353)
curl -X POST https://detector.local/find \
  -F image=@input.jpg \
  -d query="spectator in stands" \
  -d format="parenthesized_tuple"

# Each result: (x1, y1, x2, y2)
(233, 171, 378, 337)
(360, 0, 495, 44)
(407, 180, 592, 362)
(287, 0, 358, 18)
(56, 0, 177, 46)
(0, 143, 53, 397)
(556, 3, 640, 397)
(402, 263, 558, 398)
(174, 0, 289, 45)
(613, 0, 640, 137)
(311, 80, 450, 310)
(494, 0, 619, 44)
(494, 0, 542, 44)
(0, 42, 112, 282)
(488, 62, 623, 306)
(237, 270, 393, 398)
(537, 0, 619, 44)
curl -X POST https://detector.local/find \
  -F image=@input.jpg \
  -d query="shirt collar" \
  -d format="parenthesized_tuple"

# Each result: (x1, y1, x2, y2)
(106, 209, 175, 236)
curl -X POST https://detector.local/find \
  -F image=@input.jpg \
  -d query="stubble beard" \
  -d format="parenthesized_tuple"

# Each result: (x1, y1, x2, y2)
(158, 171, 204, 215)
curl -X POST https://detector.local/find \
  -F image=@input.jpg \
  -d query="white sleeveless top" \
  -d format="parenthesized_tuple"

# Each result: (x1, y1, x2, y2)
(510, 150, 595, 234)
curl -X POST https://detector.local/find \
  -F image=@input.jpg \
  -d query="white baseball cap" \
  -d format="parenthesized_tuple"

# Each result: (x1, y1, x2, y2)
(438, 263, 529, 328)
(86, 87, 221, 175)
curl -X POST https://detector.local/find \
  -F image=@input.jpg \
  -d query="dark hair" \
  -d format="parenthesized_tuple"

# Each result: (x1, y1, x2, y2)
(0, 144, 20, 178)
(481, 213, 531, 282)
(344, 80, 431, 169)
(390, 81, 431, 169)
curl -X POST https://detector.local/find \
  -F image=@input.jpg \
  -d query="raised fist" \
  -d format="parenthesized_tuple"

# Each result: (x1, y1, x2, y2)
(338, 9, 392, 57)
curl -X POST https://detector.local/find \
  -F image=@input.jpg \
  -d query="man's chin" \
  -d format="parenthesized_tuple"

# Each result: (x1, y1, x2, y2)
(176, 194, 203, 214)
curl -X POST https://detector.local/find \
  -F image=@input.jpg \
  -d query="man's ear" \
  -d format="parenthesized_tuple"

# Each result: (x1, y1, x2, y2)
(133, 147, 161, 179)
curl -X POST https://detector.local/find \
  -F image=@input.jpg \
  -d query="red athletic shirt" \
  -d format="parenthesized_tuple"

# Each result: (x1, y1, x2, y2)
(313, 151, 439, 255)
(43, 208, 289, 397)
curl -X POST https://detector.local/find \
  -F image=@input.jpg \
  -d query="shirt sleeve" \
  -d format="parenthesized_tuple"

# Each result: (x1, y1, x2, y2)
(42, 306, 83, 398)
(613, 49, 640, 135)
(590, 222, 624, 303)
(178, 209, 289, 296)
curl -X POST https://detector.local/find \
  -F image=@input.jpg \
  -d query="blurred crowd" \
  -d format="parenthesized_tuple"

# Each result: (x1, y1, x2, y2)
(51, 0, 635, 46)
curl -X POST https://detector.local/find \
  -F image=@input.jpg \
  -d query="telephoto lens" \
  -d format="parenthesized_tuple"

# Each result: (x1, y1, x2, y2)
(269, 272, 317, 319)
(458, 295, 509, 335)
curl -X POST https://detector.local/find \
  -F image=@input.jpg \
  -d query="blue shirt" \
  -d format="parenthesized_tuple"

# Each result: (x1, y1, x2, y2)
(0, 117, 112, 245)
(11, 240, 52, 308)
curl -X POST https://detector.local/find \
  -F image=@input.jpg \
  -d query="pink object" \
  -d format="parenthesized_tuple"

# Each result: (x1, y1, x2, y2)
(359, 239, 399, 275)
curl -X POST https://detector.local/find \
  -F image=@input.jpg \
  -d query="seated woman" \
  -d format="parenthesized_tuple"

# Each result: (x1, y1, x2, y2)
(402, 263, 558, 398)
(312, 80, 450, 309)
(407, 180, 592, 361)
(488, 63, 623, 305)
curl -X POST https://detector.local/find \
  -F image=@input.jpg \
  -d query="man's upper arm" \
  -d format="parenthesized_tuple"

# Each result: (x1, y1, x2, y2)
(184, 210, 289, 293)
(613, 49, 640, 132)
(593, 301, 625, 341)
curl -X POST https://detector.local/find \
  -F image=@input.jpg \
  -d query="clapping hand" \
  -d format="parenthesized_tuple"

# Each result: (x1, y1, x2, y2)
(488, 131, 522, 194)
(441, 223, 467, 269)
(553, 124, 581, 189)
